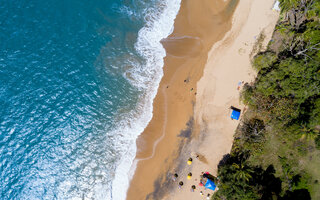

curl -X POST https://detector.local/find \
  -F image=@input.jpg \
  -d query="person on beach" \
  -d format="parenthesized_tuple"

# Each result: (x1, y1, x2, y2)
(200, 191, 204, 196)
(190, 185, 196, 192)
(199, 174, 204, 185)
(172, 173, 178, 181)
(179, 181, 183, 189)
(237, 81, 242, 90)
(207, 194, 211, 200)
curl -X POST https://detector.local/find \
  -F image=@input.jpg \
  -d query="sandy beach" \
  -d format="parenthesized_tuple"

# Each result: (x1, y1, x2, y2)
(126, 0, 279, 199)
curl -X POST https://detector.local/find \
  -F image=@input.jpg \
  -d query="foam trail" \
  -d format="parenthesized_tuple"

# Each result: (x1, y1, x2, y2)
(110, 0, 181, 199)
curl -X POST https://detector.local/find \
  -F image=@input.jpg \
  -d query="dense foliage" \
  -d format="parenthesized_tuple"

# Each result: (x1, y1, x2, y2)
(213, 0, 320, 199)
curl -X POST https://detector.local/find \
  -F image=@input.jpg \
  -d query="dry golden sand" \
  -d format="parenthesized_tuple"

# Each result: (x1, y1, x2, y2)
(167, 0, 279, 199)
(126, 0, 235, 199)
(126, 0, 279, 199)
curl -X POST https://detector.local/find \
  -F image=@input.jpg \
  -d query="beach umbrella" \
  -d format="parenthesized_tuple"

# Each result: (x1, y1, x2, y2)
(187, 158, 193, 165)
(204, 179, 216, 191)
(187, 172, 192, 180)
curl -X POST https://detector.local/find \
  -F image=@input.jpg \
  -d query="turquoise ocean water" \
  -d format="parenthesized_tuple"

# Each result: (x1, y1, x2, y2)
(0, 0, 180, 199)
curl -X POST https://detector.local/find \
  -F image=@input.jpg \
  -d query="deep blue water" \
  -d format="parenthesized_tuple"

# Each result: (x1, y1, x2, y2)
(0, 0, 163, 199)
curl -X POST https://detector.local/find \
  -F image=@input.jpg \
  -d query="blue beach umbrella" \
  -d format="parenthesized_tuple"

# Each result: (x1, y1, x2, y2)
(204, 179, 216, 191)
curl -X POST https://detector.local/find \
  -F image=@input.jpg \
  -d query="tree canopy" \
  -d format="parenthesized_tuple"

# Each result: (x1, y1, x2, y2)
(213, 0, 320, 199)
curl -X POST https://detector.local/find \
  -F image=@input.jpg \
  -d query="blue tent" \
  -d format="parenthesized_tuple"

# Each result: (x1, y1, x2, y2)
(205, 179, 216, 191)
(231, 108, 241, 120)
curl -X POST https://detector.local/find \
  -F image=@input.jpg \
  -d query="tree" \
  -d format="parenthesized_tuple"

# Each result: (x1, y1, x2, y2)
(279, 0, 300, 13)
(300, 124, 318, 141)
(232, 163, 254, 182)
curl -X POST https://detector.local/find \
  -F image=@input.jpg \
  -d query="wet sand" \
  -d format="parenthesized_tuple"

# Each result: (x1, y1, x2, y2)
(126, 0, 237, 199)
(126, 0, 279, 199)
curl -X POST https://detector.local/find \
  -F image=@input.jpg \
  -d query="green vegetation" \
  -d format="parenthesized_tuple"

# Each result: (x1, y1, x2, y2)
(213, 0, 320, 199)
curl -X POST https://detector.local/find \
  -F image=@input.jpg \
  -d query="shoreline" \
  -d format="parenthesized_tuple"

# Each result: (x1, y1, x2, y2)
(126, 0, 279, 199)
(111, 1, 182, 199)
(126, 0, 237, 199)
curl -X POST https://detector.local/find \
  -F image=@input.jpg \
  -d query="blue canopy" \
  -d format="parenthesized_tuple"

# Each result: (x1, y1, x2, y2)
(205, 179, 216, 191)
(231, 109, 241, 120)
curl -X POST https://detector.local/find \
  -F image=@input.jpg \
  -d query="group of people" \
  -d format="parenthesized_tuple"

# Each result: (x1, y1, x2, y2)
(171, 157, 213, 199)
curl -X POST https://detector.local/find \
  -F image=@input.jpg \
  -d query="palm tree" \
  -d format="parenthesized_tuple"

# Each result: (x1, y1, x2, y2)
(279, 0, 301, 12)
(300, 125, 318, 141)
(231, 163, 254, 182)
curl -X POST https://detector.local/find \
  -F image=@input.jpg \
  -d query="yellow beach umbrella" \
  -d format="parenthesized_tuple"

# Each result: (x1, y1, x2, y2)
(187, 172, 192, 180)
(187, 158, 193, 165)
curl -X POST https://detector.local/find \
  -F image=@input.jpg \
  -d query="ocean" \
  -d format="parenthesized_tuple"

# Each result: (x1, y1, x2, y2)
(0, 0, 180, 199)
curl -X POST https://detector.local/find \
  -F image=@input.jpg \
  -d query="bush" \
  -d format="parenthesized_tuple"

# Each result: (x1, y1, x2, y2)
(215, 1, 319, 199)
(253, 52, 277, 71)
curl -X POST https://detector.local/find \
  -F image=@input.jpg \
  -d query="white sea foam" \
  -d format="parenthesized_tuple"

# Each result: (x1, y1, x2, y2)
(110, 0, 182, 200)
